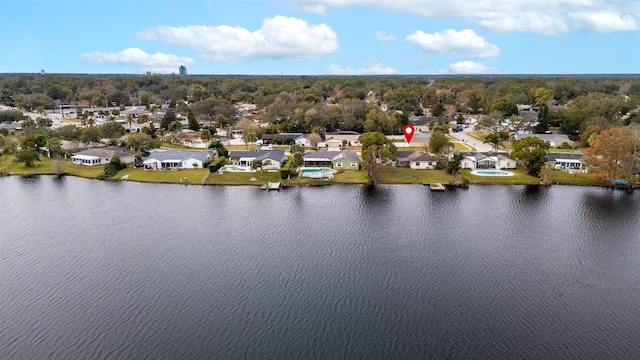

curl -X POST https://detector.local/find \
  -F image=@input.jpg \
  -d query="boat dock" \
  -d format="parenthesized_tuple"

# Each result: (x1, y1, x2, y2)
(429, 183, 446, 191)
(264, 181, 281, 191)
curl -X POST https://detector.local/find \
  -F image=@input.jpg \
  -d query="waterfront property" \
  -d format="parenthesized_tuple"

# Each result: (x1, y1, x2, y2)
(471, 169, 515, 176)
(392, 151, 439, 169)
(459, 152, 516, 170)
(228, 150, 287, 170)
(513, 134, 576, 148)
(71, 147, 137, 166)
(143, 150, 213, 170)
(302, 150, 361, 170)
(299, 167, 335, 179)
(547, 152, 588, 172)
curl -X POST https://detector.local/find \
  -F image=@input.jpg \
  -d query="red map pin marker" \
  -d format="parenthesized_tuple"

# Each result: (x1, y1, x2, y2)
(403, 124, 415, 143)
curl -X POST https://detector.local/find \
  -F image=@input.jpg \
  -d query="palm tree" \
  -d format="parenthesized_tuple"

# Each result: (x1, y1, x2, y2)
(483, 132, 503, 152)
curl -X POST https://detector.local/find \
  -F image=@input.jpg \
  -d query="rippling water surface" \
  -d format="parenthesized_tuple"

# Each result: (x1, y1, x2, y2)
(2, 176, 640, 359)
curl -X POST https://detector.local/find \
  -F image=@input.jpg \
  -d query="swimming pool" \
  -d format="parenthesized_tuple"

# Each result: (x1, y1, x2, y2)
(223, 166, 253, 172)
(471, 169, 515, 176)
(299, 167, 334, 178)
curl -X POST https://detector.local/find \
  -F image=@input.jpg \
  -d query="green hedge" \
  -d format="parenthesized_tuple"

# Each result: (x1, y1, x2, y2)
(280, 168, 296, 179)
(208, 156, 227, 172)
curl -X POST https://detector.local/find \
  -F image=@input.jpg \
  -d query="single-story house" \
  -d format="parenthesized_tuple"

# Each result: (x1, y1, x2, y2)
(547, 152, 588, 172)
(71, 147, 137, 166)
(143, 150, 213, 170)
(302, 150, 361, 170)
(459, 152, 516, 170)
(513, 134, 576, 148)
(323, 138, 344, 151)
(393, 151, 439, 169)
(324, 133, 361, 147)
(261, 133, 305, 145)
(228, 150, 287, 170)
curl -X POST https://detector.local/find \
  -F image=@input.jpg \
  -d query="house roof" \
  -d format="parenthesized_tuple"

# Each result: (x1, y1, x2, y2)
(229, 150, 287, 162)
(303, 150, 361, 162)
(261, 133, 304, 140)
(72, 146, 136, 158)
(516, 134, 573, 142)
(147, 150, 211, 162)
(547, 152, 585, 162)
(393, 151, 438, 162)
(461, 151, 513, 162)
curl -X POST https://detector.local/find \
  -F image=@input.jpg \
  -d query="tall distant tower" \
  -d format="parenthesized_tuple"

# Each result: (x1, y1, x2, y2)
(179, 65, 187, 76)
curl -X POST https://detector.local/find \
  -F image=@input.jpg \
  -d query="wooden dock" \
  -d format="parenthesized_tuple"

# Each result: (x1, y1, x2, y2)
(429, 183, 446, 191)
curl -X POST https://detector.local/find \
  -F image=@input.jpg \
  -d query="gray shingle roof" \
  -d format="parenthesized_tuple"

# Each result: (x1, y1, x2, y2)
(303, 150, 360, 162)
(147, 150, 211, 162)
(547, 152, 585, 161)
(229, 150, 287, 162)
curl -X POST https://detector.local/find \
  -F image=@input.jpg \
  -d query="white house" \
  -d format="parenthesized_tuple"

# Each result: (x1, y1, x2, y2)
(459, 152, 516, 170)
(143, 150, 213, 170)
(228, 150, 287, 170)
(392, 151, 439, 169)
(513, 134, 576, 148)
(71, 147, 137, 166)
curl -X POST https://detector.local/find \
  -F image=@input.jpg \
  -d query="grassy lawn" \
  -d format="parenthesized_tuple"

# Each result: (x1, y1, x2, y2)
(206, 170, 281, 185)
(289, 169, 370, 185)
(375, 166, 455, 184)
(62, 162, 105, 178)
(549, 171, 605, 186)
(117, 167, 209, 184)
(460, 168, 540, 185)
(547, 148, 588, 153)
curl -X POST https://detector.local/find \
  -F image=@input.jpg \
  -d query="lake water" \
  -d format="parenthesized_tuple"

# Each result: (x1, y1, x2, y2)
(1, 176, 640, 359)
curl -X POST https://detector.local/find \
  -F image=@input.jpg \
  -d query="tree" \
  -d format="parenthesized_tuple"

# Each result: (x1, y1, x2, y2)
(584, 127, 634, 184)
(80, 126, 101, 147)
(511, 137, 550, 177)
(359, 132, 396, 184)
(187, 108, 200, 131)
(100, 121, 126, 140)
(127, 133, 161, 152)
(307, 133, 322, 149)
(15, 149, 40, 167)
(290, 143, 305, 154)
(292, 151, 304, 169)
(161, 111, 177, 129)
(209, 139, 229, 158)
(447, 153, 463, 175)
(580, 124, 600, 146)
(428, 130, 452, 154)
(46, 137, 63, 157)
(237, 118, 257, 149)
(168, 120, 182, 132)
(483, 132, 503, 152)
(363, 108, 394, 134)
(200, 128, 212, 146)
(250, 159, 263, 170)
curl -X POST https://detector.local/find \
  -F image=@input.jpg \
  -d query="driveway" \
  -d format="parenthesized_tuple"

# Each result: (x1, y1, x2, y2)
(449, 125, 494, 152)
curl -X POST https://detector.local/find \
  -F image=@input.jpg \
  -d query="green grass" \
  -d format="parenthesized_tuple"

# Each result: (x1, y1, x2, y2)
(117, 167, 208, 184)
(547, 148, 588, 153)
(290, 169, 370, 185)
(205, 170, 281, 185)
(62, 162, 105, 178)
(460, 168, 540, 185)
(375, 166, 455, 184)
(549, 171, 605, 186)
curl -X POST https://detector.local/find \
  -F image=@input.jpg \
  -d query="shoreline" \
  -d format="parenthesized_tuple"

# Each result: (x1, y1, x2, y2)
(2, 170, 636, 190)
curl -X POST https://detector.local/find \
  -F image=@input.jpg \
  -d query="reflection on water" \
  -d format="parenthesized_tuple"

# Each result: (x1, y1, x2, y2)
(1, 176, 640, 359)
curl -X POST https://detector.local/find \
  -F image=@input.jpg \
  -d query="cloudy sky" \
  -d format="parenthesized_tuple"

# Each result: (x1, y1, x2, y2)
(2, 0, 639, 75)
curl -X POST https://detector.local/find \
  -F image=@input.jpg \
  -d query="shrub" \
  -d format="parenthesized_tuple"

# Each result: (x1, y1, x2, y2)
(100, 156, 127, 179)
(208, 156, 227, 172)
(280, 168, 296, 179)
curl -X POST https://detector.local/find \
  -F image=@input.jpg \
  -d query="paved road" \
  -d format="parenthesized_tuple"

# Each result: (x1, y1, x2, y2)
(448, 125, 493, 152)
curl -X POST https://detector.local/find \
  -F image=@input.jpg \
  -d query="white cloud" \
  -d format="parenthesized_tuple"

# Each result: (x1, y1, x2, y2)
(570, 11, 638, 32)
(327, 60, 398, 75)
(78, 48, 195, 73)
(446, 61, 499, 74)
(406, 29, 500, 58)
(292, 0, 640, 35)
(137, 16, 338, 62)
(294, 1, 328, 14)
(375, 31, 396, 41)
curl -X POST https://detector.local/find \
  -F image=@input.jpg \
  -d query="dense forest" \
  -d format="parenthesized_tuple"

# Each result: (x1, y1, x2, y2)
(1, 74, 640, 136)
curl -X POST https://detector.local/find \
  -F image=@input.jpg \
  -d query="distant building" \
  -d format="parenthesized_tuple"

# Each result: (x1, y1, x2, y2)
(179, 65, 187, 76)
(146, 71, 152, 76)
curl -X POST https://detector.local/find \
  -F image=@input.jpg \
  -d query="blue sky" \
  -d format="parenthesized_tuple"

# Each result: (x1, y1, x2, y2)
(2, 0, 639, 75)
